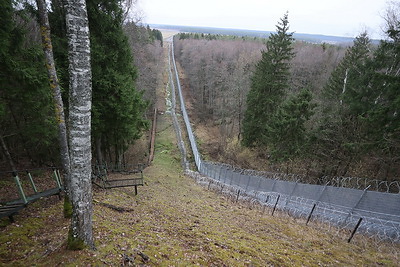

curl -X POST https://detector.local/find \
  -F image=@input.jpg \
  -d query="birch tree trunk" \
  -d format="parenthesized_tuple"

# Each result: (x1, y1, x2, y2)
(35, 0, 71, 192)
(64, 0, 94, 249)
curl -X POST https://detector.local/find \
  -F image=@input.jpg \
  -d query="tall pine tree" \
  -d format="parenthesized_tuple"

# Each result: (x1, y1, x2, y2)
(312, 32, 372, 175)
(242, 13, 295, 148)
(0, 0, 58, 165)
(359, 10, 400, 179)
(87, 0, 148, 165)
(314, 16, 399, 179)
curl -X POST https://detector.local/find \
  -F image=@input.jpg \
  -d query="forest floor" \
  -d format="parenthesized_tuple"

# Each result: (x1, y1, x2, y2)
(1, 37, 399, 266)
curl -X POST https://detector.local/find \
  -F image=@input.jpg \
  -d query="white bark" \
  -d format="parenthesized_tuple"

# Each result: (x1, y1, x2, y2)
(64, 0, 94, 249)
(340, 68, 349, 105)
(36, 0, 71, 191)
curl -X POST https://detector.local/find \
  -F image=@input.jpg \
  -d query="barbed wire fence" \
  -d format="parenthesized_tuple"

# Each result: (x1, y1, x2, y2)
(168, 38, 400, 248)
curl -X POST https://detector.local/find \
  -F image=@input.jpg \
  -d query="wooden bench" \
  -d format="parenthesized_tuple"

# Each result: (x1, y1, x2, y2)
(93, 165, 144, 195)
(103, 177, 144, 195)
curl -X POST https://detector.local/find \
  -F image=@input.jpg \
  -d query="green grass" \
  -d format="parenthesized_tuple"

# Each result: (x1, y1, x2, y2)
(0, 113, 398, 266)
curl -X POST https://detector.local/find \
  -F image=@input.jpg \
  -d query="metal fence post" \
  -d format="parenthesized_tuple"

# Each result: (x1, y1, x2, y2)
(348, 218, 363, 243)
(316, 182, 329, 202)
(304, 182, 329, 224)
(306, 203, 317, 225)
(272, 195, 280, 216)
(342, 185, 370, 226)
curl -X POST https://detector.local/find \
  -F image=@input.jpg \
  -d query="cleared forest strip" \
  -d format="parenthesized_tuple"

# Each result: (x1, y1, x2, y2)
(0, 36, 398, 266)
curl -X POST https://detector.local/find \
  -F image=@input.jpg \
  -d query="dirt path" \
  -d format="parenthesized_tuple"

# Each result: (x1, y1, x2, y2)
(0, 37, 398, 266)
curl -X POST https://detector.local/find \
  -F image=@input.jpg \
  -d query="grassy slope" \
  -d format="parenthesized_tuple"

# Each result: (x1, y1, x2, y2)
(1, 41, 398, 266)
(0, 112, 398, 266)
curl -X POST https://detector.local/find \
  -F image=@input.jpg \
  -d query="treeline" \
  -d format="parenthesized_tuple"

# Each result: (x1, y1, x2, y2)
(174, 33, 344, 156)
(124, 23, 163, 107)
(174, 37, 264, 139)
(174, 9, 399, 181)
(0, 0, 162, 170)
(179, 32, 265, 42)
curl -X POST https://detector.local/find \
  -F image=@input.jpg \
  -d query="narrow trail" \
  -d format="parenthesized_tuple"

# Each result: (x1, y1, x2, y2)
(0, 37, 398, 266)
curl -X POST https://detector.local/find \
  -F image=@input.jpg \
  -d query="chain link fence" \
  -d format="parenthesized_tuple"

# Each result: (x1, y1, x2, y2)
(170, 39, 400, 244)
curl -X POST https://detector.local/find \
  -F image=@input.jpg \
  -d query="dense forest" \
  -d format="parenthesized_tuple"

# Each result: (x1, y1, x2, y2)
(0, 0, 163, 171)
(174, 10, 400, 182)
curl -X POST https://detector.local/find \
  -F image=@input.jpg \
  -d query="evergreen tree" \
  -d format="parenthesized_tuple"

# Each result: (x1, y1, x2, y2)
(314, 21, 399, 179)
(358, 18, 400, 176)
(323, 32, 371, 109)
(0, 0, 58, 165)
(87, 0, 148, 164)
(152, 28, 163, 46)
(312, 32, 372, 173)
(269, 88, 315, 161)
(242, 13, 295, 147)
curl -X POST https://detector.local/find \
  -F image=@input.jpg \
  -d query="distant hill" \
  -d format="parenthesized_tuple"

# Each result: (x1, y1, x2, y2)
(149, 24, 353, 44)
(150, 24, 379, 45)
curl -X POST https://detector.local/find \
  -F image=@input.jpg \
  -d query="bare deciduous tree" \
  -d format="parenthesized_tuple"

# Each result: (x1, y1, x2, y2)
(64, 0, 94, 250)
(36, 0, 71, 190)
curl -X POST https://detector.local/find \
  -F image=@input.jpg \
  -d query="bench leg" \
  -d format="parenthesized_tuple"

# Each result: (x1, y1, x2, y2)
(8, 215, 15, 223)
(134, 185, 138, 196)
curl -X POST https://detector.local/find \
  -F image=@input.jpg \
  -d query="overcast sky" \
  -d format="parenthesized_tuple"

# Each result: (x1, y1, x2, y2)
(139, 0, 389, 39)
